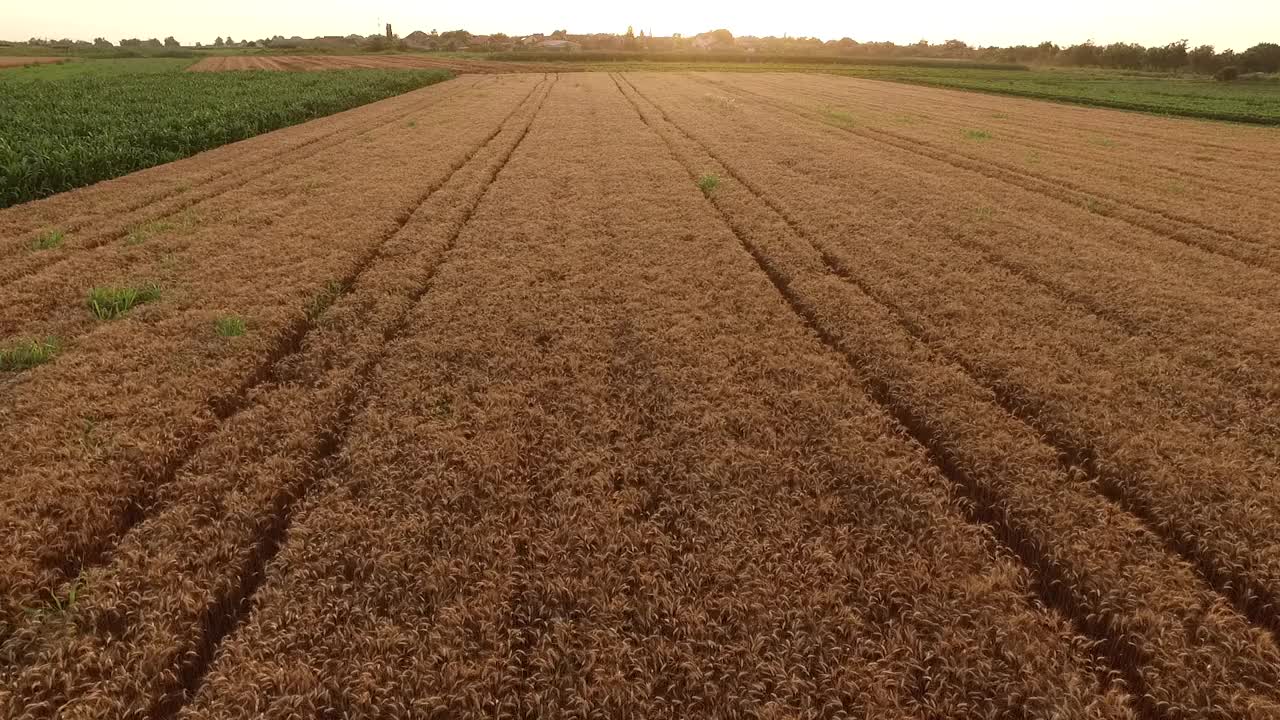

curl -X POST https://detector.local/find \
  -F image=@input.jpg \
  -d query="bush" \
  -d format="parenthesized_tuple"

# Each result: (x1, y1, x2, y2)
(1214, 66, 1239, 81)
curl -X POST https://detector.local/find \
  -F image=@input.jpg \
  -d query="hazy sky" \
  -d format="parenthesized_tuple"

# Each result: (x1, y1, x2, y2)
(9, 1, 1278, 51)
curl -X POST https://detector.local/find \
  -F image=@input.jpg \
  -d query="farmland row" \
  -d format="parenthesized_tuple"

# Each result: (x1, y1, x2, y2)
(694, 75, 1280, 272)
(659, 73, 1280, 411)
(613, 71, 1280, 719)
(170, 73, 1127, 719)
(0, 75, 484, 279)
(0, 58, 65, 69)
(738, 73, 1280, 233)
(624, 71, 1280, 635)
(0, 73, 556, 720)
(0, 75, 548, 644)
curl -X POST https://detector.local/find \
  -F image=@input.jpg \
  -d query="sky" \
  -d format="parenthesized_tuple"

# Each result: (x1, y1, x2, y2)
(8, 0, 1278, 52)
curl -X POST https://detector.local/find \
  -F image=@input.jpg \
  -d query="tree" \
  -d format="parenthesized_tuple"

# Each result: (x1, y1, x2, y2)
(163, 36, 179, 48)
(1101, 42, 1145, 69)
(1241, 43, 1280, 73)
(438, 29, 471, 50)
(120, 38, 142, 48)
(1188, 45, 1221, 74)
(1061, 41, 1102, 66)
(1145, 40, 1188, 71)
(226, 36, 235, 46)
(550, 29, 568, 39)
(93, 37, 113, 48)
(143, 38, 162, 48)
(214, 36, 224, 47)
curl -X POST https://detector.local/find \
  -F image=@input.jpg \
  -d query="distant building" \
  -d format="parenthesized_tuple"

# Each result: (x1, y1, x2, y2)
(405, 30, 433, 48)
(537, 39, 581, 52)
(692, 31, 734, 51)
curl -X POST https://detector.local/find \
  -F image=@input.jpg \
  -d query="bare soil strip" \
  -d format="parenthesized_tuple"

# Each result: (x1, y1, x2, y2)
(0, 58, 65, 69)
(187, 54, 553, 74)
(0, 75, 546, 642)
(615, 71, 1280, 719)
(173, 73, 1127, 720)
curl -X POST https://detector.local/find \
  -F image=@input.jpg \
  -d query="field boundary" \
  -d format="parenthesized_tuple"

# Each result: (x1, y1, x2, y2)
(865, 75, 1280, 126)
(1, 76, 482, 284)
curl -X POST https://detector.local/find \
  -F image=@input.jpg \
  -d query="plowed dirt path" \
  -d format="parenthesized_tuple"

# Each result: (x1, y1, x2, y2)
(188, 54, 552, 74)
(0, 57, 65, 69)
(2, 72, 1278, 720)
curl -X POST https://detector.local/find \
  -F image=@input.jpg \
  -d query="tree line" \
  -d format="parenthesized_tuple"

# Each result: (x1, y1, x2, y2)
(982, 40, 1280, 75)
(14, 33, 1280, 76)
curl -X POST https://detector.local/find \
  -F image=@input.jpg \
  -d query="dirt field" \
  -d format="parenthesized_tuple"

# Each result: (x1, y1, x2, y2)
(0, 57, 66, 69)
(188, 54, 551, 74)
(2, 71, 1279, 719)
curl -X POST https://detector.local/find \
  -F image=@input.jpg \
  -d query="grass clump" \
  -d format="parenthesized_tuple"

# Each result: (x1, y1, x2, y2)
(214, 315, 247, 338)
(697, 174, 721, 197)
(0, 337, 59, 371)
(30, 229, 65, 250)
(125, 210, 199, 246)
(24, 578, 84, 621)
(307, 280, 346, 320)
(125, 219, 171, 246)
(963, 129, 993, 141)
(87, 284, 161, 320)
(821, 108, 858, 128)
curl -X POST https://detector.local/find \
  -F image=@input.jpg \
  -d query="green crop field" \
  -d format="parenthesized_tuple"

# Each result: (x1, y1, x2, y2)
(0, 60, 451, 207)
(2, 57, 196, 78)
